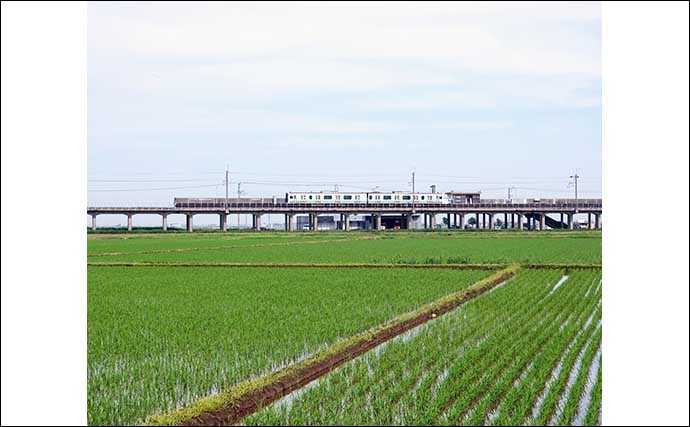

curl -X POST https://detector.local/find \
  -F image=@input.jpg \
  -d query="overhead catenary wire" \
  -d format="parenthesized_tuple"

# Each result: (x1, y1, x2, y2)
(88, 183, 223, 192)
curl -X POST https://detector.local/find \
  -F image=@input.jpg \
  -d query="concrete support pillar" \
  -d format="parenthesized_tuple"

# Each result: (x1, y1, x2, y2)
(540, 213, 546, 231)
(127, 214, 133, 232)
(344, 214, 350, 231)
(458, 214, 465, 230)
(429, 214, 436, 229)
(253, 214, 262, 231)
(375, 214, 381, 230)
(289, 214, 296, 231)
(162, 214, 168, 231)
(595, 213, 601, 229)
(186, 214, 193, 232)
(91, 215, 97, 231)
(220, 213, 227, 231)
(446, 213, 451, 229)
(561, 213, 564, 228)
(488, 213, 494, 229)
(423, 214, 428, 229)
(588, 213, 592, 229)
(518, 213, 523, 230)
(568, 213, 574, 230)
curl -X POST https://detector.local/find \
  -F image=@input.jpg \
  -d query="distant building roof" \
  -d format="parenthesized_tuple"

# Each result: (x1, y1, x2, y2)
(446, 191, 481, 195)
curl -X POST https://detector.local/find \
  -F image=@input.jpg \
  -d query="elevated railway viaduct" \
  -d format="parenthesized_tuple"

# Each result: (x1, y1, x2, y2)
(87, 200, 602, 232)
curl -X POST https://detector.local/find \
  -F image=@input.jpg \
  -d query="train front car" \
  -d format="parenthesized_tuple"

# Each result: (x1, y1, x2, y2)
(286, 192, 367, 204)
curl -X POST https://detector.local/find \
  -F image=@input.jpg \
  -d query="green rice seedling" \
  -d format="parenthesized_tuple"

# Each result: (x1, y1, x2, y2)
(96, 233, 601, 265)
(245, 269, 602, 426)
(88, 266, 488, 425)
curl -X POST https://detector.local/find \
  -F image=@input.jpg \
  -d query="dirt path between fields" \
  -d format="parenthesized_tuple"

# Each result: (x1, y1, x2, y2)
(88, 262, 600, 270)
(147, 268, 516, 426)
(88, 261, 504, 270)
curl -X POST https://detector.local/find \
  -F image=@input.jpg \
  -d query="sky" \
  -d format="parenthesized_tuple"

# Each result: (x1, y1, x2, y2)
(88, 1, 601, 227)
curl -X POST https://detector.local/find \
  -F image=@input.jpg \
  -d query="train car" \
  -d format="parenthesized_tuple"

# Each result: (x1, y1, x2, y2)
(285, 192, 367, 203)
(367, 192, 448, 204)
(285, 191, 449, 204)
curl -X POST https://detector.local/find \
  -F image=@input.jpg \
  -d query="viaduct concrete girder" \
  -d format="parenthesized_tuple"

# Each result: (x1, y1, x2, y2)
(87, 202, 602, 232)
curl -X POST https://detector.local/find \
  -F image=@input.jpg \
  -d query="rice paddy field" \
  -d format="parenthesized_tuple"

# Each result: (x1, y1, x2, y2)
(87, 230, 602, 426)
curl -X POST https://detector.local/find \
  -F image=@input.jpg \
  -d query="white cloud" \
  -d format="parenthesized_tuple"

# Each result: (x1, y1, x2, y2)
(89, 1, 601, 99)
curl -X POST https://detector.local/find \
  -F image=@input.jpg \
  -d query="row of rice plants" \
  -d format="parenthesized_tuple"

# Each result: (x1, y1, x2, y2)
(87, 266, 489, 425)
(98, 235, 602, 265)
(245, 269, 602, 426)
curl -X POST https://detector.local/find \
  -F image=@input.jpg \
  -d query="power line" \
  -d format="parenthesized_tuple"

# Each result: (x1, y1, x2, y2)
(88, 178, 215, 183)
(88, 183, 222, 192)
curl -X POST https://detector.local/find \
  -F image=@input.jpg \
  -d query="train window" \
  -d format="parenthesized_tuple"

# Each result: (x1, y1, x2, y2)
(383, 195, 392, 200)
(335, 195, 340, 200)
(316, 195, 321, 200)
(309, 195, 312, 200)
(402, 195, 411, 200)
(344, 195, 352, 200)
(324, 195, 332, 200)
(421, 196, 425, 200)
(394, 195, 400, 200)
(369, 195, 373, 200)
(355, 195, 360, 200)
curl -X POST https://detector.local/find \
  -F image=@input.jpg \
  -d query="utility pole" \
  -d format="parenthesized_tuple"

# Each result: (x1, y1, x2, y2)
(237, 182, 242, 229)
(411, 171, 416, 212)
(508, 186, 517, 202)
(570, 171, 580, 210)
(224, 166, 229, 214)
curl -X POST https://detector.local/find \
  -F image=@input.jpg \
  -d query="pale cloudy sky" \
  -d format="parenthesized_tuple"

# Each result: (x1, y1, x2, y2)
(88, 1, 601, 225)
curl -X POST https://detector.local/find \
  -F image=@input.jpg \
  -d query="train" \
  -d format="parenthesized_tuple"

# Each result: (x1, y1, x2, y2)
(174, 191, 449, 208)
